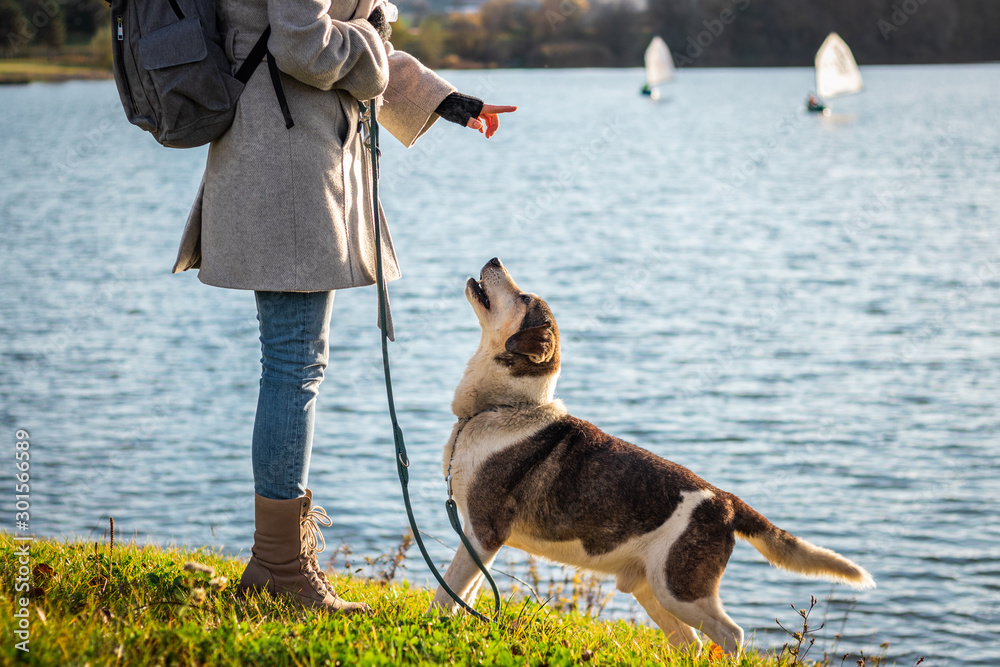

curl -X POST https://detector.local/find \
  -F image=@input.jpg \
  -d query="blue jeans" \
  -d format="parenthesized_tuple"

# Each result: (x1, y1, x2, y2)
(252, 290, 335, 500)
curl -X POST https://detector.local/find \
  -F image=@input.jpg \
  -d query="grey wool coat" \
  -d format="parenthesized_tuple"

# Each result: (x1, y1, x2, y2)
(172, 0, 456, 291)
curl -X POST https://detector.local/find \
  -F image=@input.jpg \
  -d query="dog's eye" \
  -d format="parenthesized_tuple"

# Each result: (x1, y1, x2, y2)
(520, 294, 531, 304)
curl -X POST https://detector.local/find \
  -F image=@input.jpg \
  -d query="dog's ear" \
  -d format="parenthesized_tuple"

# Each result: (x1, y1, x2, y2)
(505, 324, 555, 364)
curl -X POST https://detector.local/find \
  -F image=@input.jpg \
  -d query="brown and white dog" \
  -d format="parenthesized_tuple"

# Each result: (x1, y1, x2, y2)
(430, 258, 874, 654)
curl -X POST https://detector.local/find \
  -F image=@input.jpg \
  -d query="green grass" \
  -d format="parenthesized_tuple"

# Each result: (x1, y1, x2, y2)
(1, 532, 818, 667)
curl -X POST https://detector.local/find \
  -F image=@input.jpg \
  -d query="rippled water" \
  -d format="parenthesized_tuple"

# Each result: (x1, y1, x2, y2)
(2, 65, 999, 664)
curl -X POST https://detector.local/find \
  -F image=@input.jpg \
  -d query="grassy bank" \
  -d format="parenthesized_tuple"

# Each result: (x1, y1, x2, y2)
(0, 532, 828, 667)
(0, 59, 112, 84)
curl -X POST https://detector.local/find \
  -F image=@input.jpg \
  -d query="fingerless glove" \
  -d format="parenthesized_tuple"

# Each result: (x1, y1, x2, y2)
(434, 92, 485, 126)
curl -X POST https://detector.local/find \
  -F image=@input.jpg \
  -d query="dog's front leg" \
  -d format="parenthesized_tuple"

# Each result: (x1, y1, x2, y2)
(429, 532, 499, 614)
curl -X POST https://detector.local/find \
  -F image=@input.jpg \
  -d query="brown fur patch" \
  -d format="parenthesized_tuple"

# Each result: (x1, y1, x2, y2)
(467, 416, 714, 554)
(666, 494, 737, 601)
(494, 300, 561, 377)
(732, 496, 790, 541)
(731, 494, 800, 563)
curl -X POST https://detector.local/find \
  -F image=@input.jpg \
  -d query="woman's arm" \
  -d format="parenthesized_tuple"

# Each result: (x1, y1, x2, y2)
(379, 43, 517, 145)
(266, 0, 389, 99)
(378, 40, 457, 147)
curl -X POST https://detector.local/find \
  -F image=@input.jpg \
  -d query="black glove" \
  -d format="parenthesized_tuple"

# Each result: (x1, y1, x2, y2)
(434, 93, 485, 126)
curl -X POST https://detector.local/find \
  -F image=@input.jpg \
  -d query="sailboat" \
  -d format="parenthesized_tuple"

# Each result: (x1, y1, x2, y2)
(642, 36, 674, 100)
(808, 32, 863, 115)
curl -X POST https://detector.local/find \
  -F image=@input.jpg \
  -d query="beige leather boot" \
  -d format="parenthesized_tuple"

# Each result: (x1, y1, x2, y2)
(238, 490, 370, 614)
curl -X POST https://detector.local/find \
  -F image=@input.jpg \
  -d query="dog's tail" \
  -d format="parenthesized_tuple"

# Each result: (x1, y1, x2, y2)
(732, 494, 875, 590)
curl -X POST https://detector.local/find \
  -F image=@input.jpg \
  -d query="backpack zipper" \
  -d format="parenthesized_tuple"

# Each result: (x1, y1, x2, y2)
(115, 14, 138, 114)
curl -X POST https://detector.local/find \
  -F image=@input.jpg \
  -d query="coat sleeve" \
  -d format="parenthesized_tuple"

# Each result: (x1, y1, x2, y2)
(378, 41, 457, 148)
(266, 0, 388, 99)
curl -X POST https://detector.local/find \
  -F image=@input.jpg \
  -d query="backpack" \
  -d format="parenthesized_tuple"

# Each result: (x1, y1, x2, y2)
(107, 0, 293, 148)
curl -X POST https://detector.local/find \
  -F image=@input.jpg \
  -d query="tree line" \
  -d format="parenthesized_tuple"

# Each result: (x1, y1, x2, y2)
(391, 0, 1000, 69)
(2, 0, 997, 67)
(1, 0, 105, 56)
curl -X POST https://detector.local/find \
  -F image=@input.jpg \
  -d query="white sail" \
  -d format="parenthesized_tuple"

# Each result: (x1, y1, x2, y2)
(815, 32, 863, 100)
(645, 36, 674, 86)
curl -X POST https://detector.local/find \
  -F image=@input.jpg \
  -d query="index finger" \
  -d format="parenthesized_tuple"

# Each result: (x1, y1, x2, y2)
(481, 105, 518, 115)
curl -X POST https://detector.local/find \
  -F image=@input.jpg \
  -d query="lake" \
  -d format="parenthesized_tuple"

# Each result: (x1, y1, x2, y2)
(2, 65, 999, 665)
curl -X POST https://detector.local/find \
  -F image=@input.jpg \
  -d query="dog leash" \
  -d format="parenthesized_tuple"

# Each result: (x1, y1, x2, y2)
(361, 99, 501, 623)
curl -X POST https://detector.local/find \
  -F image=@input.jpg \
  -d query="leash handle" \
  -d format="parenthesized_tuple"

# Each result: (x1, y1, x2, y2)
(365, 100, 501, 623)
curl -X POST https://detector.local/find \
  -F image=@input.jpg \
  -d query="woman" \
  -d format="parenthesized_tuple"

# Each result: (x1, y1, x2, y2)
(172, 0, 515, 612)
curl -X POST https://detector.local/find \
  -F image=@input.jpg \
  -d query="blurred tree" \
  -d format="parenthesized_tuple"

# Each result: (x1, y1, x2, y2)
(956, 0, 1000, 62)
(22, 0, 66, 56)
(879, 0, 960, 63)
(391, 0, 998, 68)
(480, 0, 534, 66)
(88, 21, 112, 67)
(538, 0, 588, 39)
(388, 16, 417, 53)
(0, 0, 26, 58)
(721, 0, 831, 67)
(405, 15, 446, 67)
(645, 0, 696, 65)
(590, 0, 646, 67)
(63, 0, 105, 39)
(445, 13, 489, 65)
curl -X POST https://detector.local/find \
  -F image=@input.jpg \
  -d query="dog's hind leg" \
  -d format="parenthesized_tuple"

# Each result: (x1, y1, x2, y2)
(632, 580, 701, 652)
(645, 494, 744, 654)
(649, 593, 743, 656)
(428, 531, 499, 614)
(645, 552, 744, 654)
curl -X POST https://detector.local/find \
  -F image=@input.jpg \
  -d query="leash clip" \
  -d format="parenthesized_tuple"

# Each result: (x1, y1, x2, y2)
(357, 103, 382, 156)
(360, 107, 383, 156)
(358, 103, 372, 143)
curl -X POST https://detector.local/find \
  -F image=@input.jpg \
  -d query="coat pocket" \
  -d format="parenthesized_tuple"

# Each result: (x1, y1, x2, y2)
(335, 90, 359, 146)
(138, 16, 242, 140)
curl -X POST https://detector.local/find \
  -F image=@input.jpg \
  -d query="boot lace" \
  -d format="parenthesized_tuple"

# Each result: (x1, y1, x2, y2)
(301, 505, 338, 596)
(303, 505, 332, 555)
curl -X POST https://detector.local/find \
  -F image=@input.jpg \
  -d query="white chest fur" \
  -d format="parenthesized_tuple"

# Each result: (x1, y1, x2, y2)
(443, 401, 568, 512)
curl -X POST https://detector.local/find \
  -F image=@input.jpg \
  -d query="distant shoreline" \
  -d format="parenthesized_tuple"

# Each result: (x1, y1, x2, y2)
(0, 60, 113, 85)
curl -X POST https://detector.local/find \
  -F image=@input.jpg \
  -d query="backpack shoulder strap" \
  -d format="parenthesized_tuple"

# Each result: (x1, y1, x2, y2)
(234, 26, 270, 83)
(235, 26, 294, 130)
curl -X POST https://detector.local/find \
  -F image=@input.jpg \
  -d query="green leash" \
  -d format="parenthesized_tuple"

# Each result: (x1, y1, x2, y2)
(362, 100, 502, 623)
